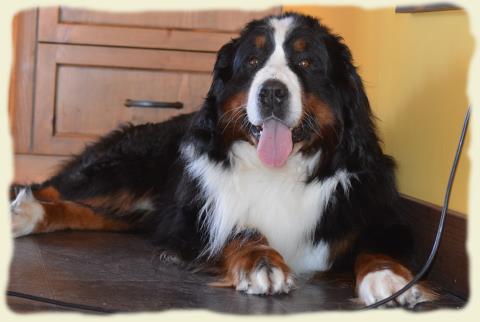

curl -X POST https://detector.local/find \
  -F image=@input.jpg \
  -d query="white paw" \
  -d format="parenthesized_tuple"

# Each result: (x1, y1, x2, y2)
(10, 188, 44, 238)
(235, 260, 295, 295)
(358, 269, 436, 308)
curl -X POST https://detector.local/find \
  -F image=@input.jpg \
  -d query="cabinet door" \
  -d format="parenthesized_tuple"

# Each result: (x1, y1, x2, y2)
(33, 43, 215, 155)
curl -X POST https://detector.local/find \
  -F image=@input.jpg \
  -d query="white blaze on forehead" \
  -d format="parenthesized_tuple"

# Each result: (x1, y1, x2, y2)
(246, 16, 303, 127)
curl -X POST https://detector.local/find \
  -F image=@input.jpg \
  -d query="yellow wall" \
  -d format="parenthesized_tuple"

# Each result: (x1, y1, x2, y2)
(284, 5, 473, 215)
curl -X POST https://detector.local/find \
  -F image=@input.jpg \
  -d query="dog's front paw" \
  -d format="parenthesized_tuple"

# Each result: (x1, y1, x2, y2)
(357, 269, 436, 307)
(212, 245, 295, 295)
(235, 256, 295, 295)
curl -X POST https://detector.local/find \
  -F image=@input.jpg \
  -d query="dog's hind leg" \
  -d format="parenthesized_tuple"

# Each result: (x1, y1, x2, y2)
(10, 184, 131, 238)
(9, 118, 192, 238)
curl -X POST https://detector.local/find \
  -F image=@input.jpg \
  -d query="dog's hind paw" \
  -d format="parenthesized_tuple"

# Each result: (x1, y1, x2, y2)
(10, 188, 44, 238)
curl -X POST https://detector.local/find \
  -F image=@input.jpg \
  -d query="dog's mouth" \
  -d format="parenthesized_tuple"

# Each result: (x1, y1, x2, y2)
(249, 118, 308, 168)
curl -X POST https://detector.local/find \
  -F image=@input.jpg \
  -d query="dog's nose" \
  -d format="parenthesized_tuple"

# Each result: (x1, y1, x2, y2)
(259, 80, 288, 107)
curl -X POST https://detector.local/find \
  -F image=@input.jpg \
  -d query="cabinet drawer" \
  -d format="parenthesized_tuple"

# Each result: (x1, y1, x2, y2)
(59, 6, 281, 32)
(38, 7, 280, 52)
(33, 43, 215, 155)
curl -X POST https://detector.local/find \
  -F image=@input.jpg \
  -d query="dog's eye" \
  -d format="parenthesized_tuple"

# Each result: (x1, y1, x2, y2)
(298, 59, 311, 68)
(248, 56, 259, 67)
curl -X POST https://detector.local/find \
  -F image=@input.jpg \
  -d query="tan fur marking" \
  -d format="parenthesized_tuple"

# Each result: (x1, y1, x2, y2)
(83, 190, 140, 213)
(33, 186, 61, 201)
(293, 38, 306, 52)
(219, 91, 254, 146)
(31, 187, 130, 234)
(212, 235, 291, 288)
(299, 94, 337, 156)
(355, 253, 413, 287)
(302, 94, 336, 129)
(355, 253, 438, 304)
(37, 202, 130, 233)
(221, 91, 247, 114)
(255, 35, 266, 48)
(328, 233, 357, 264)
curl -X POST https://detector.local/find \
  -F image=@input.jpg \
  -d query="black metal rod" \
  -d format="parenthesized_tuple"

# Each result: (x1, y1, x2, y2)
(124, 99, 183, 109)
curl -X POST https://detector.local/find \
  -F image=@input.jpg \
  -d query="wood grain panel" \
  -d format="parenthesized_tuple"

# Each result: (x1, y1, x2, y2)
(59, 6, 282, 32)
(32, 44, 215, 155)
(39, 8, 237, 52)
(55, 65, 211, 137)
(9, 9, 38, 153)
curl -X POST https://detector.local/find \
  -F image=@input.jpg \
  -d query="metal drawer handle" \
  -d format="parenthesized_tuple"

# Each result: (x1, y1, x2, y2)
(124, 99, 183, 109)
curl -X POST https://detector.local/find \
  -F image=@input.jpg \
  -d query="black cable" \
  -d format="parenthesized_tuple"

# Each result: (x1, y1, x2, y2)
(6, 106, 472, 312)
(363, 105, 471, 309)
(6, 290, 118, 314)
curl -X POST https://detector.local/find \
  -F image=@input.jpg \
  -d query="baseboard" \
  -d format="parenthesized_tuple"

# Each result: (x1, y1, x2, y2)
(400, 195, 468, 299)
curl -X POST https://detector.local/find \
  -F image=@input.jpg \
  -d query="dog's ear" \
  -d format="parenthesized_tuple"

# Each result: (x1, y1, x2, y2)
(322, 34, 384, 168)
(342, 59, 384, 160)
(207, 39, 238, 99)
(188, 39, 239, 159)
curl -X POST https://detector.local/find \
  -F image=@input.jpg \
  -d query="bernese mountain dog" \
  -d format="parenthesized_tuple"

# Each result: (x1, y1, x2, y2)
(10, 13, 436, 307)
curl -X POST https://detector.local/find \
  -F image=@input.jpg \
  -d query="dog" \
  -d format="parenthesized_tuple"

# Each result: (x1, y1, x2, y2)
(10, 13, 435, 307)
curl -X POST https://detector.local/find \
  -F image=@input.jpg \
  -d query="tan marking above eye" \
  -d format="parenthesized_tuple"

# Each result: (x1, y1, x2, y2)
(255, 35, 266, 48)
(293, 38, 306, 52)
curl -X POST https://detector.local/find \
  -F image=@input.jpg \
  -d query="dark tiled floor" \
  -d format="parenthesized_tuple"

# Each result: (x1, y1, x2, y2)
(7, 232, 465, 314)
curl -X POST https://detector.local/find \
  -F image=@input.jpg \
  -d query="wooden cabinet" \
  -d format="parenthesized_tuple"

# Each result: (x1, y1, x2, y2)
(32, 44, 215, 155)
(9, 6, 281, 182)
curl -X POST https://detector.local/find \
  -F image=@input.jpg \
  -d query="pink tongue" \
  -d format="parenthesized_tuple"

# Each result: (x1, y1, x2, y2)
(257, 119, 293, 168)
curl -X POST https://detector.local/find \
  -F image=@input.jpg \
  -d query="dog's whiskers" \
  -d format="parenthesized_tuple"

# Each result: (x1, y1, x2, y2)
(304, 114, 321, 137)
(220, 105, 247, 134)
(218, 106, 243, 123)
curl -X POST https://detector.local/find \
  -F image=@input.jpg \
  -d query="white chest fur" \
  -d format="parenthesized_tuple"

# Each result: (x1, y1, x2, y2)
(184, 142, 353, 273)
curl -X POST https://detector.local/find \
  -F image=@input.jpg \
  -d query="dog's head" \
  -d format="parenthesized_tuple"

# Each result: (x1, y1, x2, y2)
(199, 13, 379, 172)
